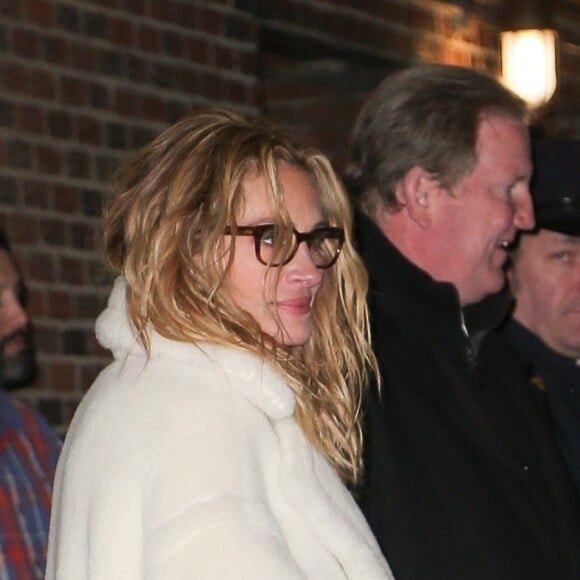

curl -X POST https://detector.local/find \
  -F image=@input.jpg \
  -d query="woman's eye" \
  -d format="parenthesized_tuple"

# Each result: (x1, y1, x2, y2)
(260, 227, 277, 246)
(310, 234, 324, 251)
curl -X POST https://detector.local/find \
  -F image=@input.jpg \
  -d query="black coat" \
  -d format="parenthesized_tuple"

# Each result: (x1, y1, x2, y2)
(495, 318, 580, 499)
(356, 212, 580, 580)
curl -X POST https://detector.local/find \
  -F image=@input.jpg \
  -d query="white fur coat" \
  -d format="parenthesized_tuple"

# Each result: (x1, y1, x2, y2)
(46, 278, 394, 579)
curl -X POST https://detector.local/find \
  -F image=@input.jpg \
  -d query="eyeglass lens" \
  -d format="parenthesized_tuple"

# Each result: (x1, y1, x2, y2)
(257, 226, 342, 268)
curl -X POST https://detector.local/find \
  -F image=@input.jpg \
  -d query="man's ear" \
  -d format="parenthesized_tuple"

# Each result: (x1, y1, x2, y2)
(394, 166, 440, 228)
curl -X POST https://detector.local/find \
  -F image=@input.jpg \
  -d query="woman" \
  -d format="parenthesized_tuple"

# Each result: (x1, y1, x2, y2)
(46, 110, 393, 579)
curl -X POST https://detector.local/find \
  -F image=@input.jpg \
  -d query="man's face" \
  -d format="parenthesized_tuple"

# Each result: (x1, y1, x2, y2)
(510, 229, 580, 358)
(0, 249, 35, 388)
(429, 115, 535, 305)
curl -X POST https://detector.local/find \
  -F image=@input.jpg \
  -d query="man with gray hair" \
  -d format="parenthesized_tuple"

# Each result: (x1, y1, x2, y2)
(346, 64, 580, 580)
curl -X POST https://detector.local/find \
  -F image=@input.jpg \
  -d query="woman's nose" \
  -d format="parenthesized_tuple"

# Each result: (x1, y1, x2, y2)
(287, 242, 323, 286)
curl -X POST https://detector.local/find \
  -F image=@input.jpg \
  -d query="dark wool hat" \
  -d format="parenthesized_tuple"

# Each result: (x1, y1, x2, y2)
(531, 138, 580, 236)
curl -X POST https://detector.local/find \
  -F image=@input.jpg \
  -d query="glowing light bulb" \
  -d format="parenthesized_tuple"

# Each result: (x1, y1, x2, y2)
(501, 28, 557, 107)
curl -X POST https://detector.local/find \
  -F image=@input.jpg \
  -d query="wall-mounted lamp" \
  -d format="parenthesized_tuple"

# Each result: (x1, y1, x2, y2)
(500, 0, 558, 108)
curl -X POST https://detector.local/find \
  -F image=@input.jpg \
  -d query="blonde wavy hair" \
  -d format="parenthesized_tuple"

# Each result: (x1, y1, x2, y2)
(104, 109, 376, 485)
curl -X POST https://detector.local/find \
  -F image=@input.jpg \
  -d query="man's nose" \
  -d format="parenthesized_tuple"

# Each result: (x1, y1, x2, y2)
(573, 259, 580, 289)
(3, 291, 28, 333)
(513, 186, 535, 231)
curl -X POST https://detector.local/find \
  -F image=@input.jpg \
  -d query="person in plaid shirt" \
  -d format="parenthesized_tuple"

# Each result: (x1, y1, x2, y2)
(0, 230, 61, 579)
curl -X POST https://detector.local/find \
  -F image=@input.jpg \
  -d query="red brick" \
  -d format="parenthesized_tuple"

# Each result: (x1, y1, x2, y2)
(125, 0, 146, 16)
(29, 68, 56, 99)
(137, 24, 160, 52)
(239, 50, 258, 76)
(26, 286, 47, 318)
(226, 78, 250, 104)
(215, 45, 233, 69)
(25, 0, 53, 27)
(36, 144, 63, 175)
(48, 289, 74, 319)
(84, 0, 120, 7)
(16, 103, 44, 134)
(244, 83, 260, 108)
(0, 62, 28, 94)
(43, 34, 69, 65)
(22, 180, 50, 209)
(109, 16, 134, 47)
(127, 55, 147, 83)
(185, 36, 209, 62)
(53, 184, 79, 214)
(48, 360, 77, 392)
(0, 0, 23, 18)
(141, 94, 165, 122)
(76, 115, 102, 146)
(176, 3, 197, 28)
(199, 72, 220, 100)
(12, 27, 39, 58)
(115, 87, 140, 117)
(60, 75, 87, 106)
(68, 149, 92, 179)
(70, 42, 96, 71)
(175, 67, 198, 92)
(199, 7, 223, 35)
(25, 251, 56, 283)
(150, 0, 170, 21)
(8, 214, 38, 245)
(60, 256, 85, 285)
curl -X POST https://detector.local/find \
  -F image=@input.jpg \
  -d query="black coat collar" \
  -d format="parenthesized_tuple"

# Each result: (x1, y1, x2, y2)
(354, 210, 510, 342)
(501, 318, 579, 386)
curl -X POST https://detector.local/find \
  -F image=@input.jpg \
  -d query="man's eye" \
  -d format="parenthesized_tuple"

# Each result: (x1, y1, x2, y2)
(505, 183, 516, 197)
(551, 251, 571, 262)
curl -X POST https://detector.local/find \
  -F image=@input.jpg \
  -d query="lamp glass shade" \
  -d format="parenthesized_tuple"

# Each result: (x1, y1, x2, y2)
(500, 29, 557, 107)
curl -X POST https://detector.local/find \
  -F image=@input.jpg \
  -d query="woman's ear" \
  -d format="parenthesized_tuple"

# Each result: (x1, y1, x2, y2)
(394, 166, 440, 229)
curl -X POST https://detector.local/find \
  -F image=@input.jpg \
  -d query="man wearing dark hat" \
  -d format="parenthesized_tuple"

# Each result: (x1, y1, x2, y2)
(498, 137, 580, 497)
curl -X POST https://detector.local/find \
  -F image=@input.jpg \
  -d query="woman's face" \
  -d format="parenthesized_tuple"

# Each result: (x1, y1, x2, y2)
(224, 163, 326, 346)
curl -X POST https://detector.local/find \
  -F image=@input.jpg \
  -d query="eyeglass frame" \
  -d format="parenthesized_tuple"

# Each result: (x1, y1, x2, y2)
(223, 224, 345, 268)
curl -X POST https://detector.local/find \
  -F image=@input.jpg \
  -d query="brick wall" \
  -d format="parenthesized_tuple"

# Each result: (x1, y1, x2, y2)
(259, 0, 580, 172)
(0, 0, 261, 432)
(1, 0, 578, 432)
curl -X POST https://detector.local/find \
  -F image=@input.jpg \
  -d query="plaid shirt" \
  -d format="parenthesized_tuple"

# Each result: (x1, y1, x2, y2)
(0, 389, 61, 580)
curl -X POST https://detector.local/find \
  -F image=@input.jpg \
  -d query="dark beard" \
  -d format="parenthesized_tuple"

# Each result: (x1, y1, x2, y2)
(0, 326, 37, 391)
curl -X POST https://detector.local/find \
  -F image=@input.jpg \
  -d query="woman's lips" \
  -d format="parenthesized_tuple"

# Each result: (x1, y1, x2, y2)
(275, 296, 312, 314)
